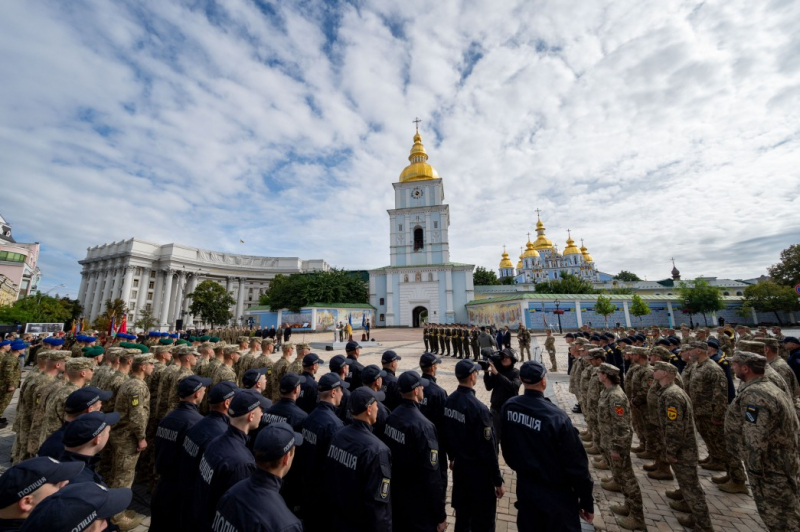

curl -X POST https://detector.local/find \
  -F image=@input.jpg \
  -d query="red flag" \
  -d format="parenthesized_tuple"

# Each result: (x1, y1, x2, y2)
(118, 315, 127, 334)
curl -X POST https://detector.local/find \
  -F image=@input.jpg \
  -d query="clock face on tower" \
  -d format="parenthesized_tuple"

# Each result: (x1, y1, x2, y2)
(411, 187, 424, 199)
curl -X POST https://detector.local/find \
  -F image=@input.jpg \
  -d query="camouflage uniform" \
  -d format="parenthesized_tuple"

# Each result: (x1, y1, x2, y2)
(154, 364, 180, 421)
(598, 375, 644, 523)
(13, 356, 58, 463)
(70, 342, 83, 359)
(659, 380, 714, 531)
(725, 376, 800, 531)
(767, 356, 800, 414)
(202, 356, 222, 379)
(138, 358, 167, 479)
(579, 361, 594, 414)
(544, 334, 557, 370)
(287, 357, 303, 377)
(0, 350, 21, 417)
(516, 328, 531, 361)
(101, 369, 131, 414)
(628, 362, 652, 451)
(568, 351, 585, 397)
(270, 357, 291, 403)
(109, 373, 150, 489)
(27, 377, 68, 456)
(211, 363, 237, 388)
(251, 353, 275, 400)
(585, 368, 604, 447)
(166, 366, 194, 412)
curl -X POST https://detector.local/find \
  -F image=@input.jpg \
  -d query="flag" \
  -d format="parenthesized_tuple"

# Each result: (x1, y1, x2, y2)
(118, 314, 127, 334)
(70, 321, 76, 335)
(78, 318, 84, 333)
(348, 313, 352, 327)
(109, 317, 115, 337)
(361, 312, 366, 328)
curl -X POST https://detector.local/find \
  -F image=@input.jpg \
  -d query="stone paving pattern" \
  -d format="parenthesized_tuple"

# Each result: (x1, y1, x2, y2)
(3, 328, 789, 531)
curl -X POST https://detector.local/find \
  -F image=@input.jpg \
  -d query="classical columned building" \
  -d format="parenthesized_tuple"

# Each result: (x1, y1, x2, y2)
(78, 239, 329, 330)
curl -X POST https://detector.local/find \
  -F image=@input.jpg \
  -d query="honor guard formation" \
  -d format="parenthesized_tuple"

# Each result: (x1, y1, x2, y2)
(0, 324, 798, 531)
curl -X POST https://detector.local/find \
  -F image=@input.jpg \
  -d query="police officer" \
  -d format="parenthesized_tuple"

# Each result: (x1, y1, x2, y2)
(501, 360, 594, 531)
(483, 347, 521, 445)
(361, 365, 391, 437)
(296, 353, 322, 414)
(328, 355, 352, 423)
(192, 389, 267, 532)
(444, 359, 504, 532)
(37, 386, 111, 460)
(324, 387, 392, 531)
(150, 375, 210, 531)
(381, 350, 402, 411)
(345, 341, 365, 389)
(178, 381, 237, 531)
(784, 336, 800, 384)
(58, 411, 119, 487)
(381, 371, 447, 532)
(418, 352, 449, 491)
(212, 423, 303, 532)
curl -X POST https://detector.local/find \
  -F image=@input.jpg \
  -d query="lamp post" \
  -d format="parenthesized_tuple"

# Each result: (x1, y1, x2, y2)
(553, 299, 563, 334)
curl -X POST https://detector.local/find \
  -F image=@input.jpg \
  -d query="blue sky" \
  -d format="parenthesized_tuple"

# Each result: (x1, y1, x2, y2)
(1, 0, 799, 299)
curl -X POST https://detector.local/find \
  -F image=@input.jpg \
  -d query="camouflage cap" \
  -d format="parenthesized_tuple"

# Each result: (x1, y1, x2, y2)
(199, 342, 214, 351)
(737, 340, 765, 355)
(238, 336, 252, 343)
(732, 350, 766, 372)
(573, 337, 588, 346)
(650, 346, 673, 360)
(587, 348, 606, 360)
(36, 351, 51, 362)
(689, 341, 708, 350)
(133, 354, 155, 365)
(120, 349, 140, 360)
(66, 358, 95, 371)
(628, 346, 649, 358)
(761, 338, 779, 351)
(296, 343, 311, 351)
(250, 337, 263, 344)
(177, 348, 199, 359)
(223, 346, 240, 356)
(262, 338, 274, 346)
(48, 350, 72, 362)
(282, 342, 294, 351)
(155, 345, 172, 355)
(597, 362, 620, 376)
(652, 361, 677, 376)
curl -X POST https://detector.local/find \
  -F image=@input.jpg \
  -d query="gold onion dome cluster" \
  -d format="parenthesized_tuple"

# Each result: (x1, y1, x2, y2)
(499, 251, 514, 269)
(522, 240, 539, 258)
(399, 132, 440, 182)
(581, 241, 594, 262)
(532, 219, 554, 250)
(563, 234, 581, 255)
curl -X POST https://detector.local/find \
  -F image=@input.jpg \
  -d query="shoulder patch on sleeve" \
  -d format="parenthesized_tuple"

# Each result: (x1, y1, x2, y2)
(380, 477, 390, 499)
(666, 406, 677, 421)
(614, 403, 625, 417)
(745, 405, 758, 423)
(430, 449, 439, 466)
(131, 394, 140, 407)
(484, 426, 492, 440)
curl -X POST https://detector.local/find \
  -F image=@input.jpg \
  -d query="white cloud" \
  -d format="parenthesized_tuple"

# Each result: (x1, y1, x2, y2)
(0, 0, 798, 298)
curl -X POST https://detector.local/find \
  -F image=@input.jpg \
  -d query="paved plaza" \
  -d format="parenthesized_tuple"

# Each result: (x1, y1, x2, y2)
(3, 329, 793, 531)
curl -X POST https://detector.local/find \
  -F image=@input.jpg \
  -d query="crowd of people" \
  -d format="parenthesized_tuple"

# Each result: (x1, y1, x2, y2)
(0, 323, 798, 531)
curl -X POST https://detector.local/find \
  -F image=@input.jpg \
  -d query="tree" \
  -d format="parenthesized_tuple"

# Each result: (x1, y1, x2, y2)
(474, 266, 500, 286)
(613, 270, 641, 282)
(593, 295, 617, 328)
(603, 287, 634, 295)
(500, 276, 517, 285)
(0, 292, 80, 326)
(134, 307, 158, 332)
(677, 279, 725, 326)
(260, 269, 368, 313)
(768, 244, 800, 287)
(742, 280, 800, 325)
(534, 272, 596, 294)
(188, 280, 236, 327)
(93, 298, 128, 331)
(629, 294, 651, 322)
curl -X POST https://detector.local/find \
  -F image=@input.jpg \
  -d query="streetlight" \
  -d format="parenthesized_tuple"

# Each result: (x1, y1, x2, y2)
(553, 299, 563, 334)
(42, 284, 65, 296)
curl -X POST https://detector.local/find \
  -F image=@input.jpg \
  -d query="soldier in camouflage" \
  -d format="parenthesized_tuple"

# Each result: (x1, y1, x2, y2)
(163, 348, 197, 412)
(642, 346, 682, 480)
(596, 362, 645, 530)
(654, 361, 714, 531)
(252, 339, 276, 400)
(626, 347, 652, 455)
(270, 343, 293, 403)
(288, 343, 309, 377)
(211, 346, 239, 389)
(38, 357, 94, 449)
(739, 340, 793, 399)
(516, 325, 531, 362)
(0, 341, 23, 421)
(725, 351, 800, 532)
(137, 344, 172, 482)
(762, 337, 800, 414)
(543, 329, 557, 371)
(90, 347, 121, 390)
(582, 349, 606, 457)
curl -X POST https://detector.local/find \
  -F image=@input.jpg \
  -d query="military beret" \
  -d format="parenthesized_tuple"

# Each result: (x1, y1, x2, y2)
(618, 337, 633, 345)
(590, 334, 602, 341)
(169, 334, 179, 339)
(133, 354, 154, 366)
(0, 340, 12, 347)
(9, 340, 27, 351)
(209, 336, 220, 342)
(176, 339, 190, 346)
(707, 338, 720, 349)
(47, 350, 72, 361)
(83, 346, 105, 358)
(737, 340, 765, 355)
(597, 362, 620, 376)
(66, 358, 95, 371)
(199, 335, 211, 342)
(650, 346, 673, 360)
(732, 350, 766, 371)
(587, 348, 606, 360)
(782, 336, 800, 345)
(652, 361, 677, 376)
(148, 331, 161, 337)
(158, 338, 174, 345)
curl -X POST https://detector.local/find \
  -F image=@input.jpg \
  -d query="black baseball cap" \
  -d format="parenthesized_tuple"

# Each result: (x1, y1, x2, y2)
(655, 339, 671, 346)
(178, 375, 212, 398)
(349, 387, 385, 415)
(63, 411, 120, 448)
(279, 373, 306, 394)
(253, 422, 303, 461)
(302, 353, 323, 367)
(397, 371, 429, 394)
(209, 381, 239, 404)
(455, 359, 480, 380)
(707, 338, 720, 349)
(361, 365, 386, 385)
(64, 386, 113, 414)
(228, 389, 271, 418)
(20, 482, 132, 532)
(242, 368, 268, 388)
(381, 350, 401, 363)
(782, 336, 800, 345)
(0, 457, 85, 508)
(318, 373, 349, 392)
(329, 355, 352, 372)
(519, 360, 547, 384)
(419, 352, 442, 368)
(345, 340, 361, 352)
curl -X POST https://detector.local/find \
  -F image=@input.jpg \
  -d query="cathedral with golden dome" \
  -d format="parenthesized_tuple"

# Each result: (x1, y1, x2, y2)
(498, 214, 612, 284)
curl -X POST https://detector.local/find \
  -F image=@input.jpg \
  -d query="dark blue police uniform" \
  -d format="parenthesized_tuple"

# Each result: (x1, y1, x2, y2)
(345, 356, 364, 389)
(787, 347, 800, 385)
(324, 419, 392, 531)
(38, 422, 68, 459)
(258, 398, 307, 513)
(296, 371, 319, 414)
(150, 402, 203, 532)
(711, 350, 735, 403)
(299, 401, 344, 531)
(56, 450, 105, 486)
(179, 411, 230, 530)
(605, 343, 626, 387)
(192, 425, 256, 532)
(382, 369, 400, 411)
(212, 469, 302, 532)
(501, 389, 594, 532)
(373, 393, 390, 437)
(443, 386, 503, 532)
(419, 374, 449, 490)
(381, 399, 446, 532)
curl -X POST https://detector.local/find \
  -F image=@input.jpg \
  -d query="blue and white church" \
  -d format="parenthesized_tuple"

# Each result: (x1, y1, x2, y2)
(369, 128, 475, 327)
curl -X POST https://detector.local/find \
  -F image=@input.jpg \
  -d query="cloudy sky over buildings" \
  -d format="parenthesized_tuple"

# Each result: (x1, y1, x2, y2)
(1, 0, 798, 297)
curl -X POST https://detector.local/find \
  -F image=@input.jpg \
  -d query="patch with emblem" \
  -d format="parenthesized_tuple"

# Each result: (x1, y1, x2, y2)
(430, 449, 439, 466)
(484, 426, 492, 440)
(614, 403, 625, 417)
(35, 393, 42, 405)
(745, 405, 759, 423)
(380, 478, 390, 499)
(131, 394, 139, 407)
(666, 406, 677, 421)
(267, 369, 272, 375)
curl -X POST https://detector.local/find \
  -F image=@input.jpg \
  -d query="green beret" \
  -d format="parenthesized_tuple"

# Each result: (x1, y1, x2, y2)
(189, 336, 197, 342)
(200, 335, 211, 342)
(176, 339, 190, 346)
(158, 338, 174, 345)
(83, 346, 105, 358)
(131, 343, 149, 354)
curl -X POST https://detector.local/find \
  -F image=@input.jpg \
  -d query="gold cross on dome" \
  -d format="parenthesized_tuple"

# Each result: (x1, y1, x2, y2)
(413, 117, 421, 132)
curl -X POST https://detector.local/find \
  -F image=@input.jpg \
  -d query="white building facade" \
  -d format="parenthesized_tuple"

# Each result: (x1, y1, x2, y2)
(78, 238, 329, 330)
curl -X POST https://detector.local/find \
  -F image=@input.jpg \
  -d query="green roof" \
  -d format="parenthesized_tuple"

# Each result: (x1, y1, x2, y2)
(466, 293, 745, 306)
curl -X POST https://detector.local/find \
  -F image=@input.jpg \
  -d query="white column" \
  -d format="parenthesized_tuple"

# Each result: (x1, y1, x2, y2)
(445, 270, 454, 324)
(160, 269, 175, 330)
(135, 269, 149, 326)
(120, 266, 135, 307)
(172, 271, 186, 325)
(83, 271, 98, 318)
(575, 300, 582, 328)
(152, 269, 165, 322)
(622, 300, 632, 328)
(110, 266, 124, 301)
(77, 272, 89, 309)
(89, 269, 106, 322)
(235, 277, 246, 325)
(184, 274, 199, 327)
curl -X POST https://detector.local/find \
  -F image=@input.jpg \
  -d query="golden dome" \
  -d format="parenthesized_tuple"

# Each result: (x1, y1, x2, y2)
(517, 255, 523, 269)
(521, 239, 540, 258)
(399, 131, 440, 182)
(499, 250, 513, 269)
(580, 239, 594, 262)
(532, 213, 554, 250)
(563, 232, 581, 255)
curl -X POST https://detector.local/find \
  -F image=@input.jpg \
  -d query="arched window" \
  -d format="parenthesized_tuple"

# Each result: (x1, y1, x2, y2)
(736, 291, 742, 296)
(413, 227, 424, 251)
(723, 291, 730, 296)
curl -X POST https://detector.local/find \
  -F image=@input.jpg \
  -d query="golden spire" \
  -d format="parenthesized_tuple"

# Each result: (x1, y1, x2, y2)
(399, 119, 440, 182)
(581, 238, 594, 262)
(517, 247, 524, 270)
(564, 229, 581, 255)
(522, 232, 540, 258)
(532, 209, 554, 250)
(499, 246, 513, 269)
